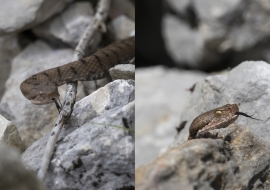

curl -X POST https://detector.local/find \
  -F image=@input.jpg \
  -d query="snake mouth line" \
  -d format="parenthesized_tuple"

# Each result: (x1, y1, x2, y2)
(235, 112, 261, 121)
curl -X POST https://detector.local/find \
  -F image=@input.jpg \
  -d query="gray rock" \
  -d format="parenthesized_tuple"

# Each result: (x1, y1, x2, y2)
(174, 61, 270, 144)
(33, 2, 101, 48)
(0, 34, 21, 99)
(192, 0, 270, 52)
(0, 143, 45, 190)
(81, 78, 110, 97)
(163, 14, 221, 69)
(166, 0, 191, 12)
(0, 40, 85, 147)
(111, 15, 135, 40)
(136, 124, 270, 189)
(163, 0, 270, 69)
(192, 0, 241, 22)
(163, 0, 234, 69)
(136, 61, 270, 189)
(22, 79, 135, 190)
(135, 66, 207, 168)
(0, 114, 24, 152)
(0, 0, 73, 35)
(110, 64, 135, 80)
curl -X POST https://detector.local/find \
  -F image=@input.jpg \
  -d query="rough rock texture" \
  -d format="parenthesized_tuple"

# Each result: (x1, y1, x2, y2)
(110, 64, 135, 80)
(33, 2, 100, 48)
(136, 61, 270, 189)
(174, 61, 270, 144)
(0, 0, 73, 35)
(0, 2, 135, 189)
(135, 66, 207, 168)
(111, 15, 135, 40)
(0, 143, 46, 190)
(136, 125, 270, 190)
(0, 114, 24, 152)
(0, 34, 21, 99)
(22, 80, 135, 190)
(0, 40, 85, 147)
(163, 0, 270, 70)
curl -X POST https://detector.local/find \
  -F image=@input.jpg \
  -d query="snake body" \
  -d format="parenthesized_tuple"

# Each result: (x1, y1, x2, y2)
(20, 36, 135, 105)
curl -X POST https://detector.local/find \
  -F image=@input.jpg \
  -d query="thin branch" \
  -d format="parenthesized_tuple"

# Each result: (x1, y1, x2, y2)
(37, 0, 111, 180)
(73, 0, 110, 61)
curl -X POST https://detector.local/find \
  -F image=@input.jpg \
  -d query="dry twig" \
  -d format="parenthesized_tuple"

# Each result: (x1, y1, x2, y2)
(37, 0, 111, 180)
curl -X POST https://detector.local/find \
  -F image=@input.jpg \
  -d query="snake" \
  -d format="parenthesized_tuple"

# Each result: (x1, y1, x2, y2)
(188, 104, 260, 140)
(20, 36, 135, 105)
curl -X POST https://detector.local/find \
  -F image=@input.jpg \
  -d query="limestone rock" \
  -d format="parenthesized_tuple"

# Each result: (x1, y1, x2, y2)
(33, 2, 101, 48)
(135, 66, 207, 168)
(0, 114, 24, 152)
(110, 64, 135, 80)
(0, 0, 73, 35)
(0, 34, 21, 99)
(174, 61, 270, 144)
(111, 15, 135, 40)
(0, 40, 85, 147)
(22, 80, 135, 190)
(136, 124, 270, 190)
(136, 61, 270, 189)
(0, 143, 45, 190)
(163, 0, 270, 69)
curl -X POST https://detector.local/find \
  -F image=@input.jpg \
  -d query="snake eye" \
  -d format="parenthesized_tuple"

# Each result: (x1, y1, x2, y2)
(39, 91, 45, 97)
(215, 110, 222, 116)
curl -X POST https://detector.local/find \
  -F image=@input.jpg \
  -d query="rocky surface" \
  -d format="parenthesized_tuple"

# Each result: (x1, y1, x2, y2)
(174, 61, 270, 144)
(22, 80, 135, 190)
(0, 114, 24, 152)
(111, 15, 135, 40)
(0, 40, 85, 147)
(0, 1, 135, 189)
(135, 66, 207, 168)
(0, 143, 46, 190)
(163, 0, 270, 70)
(136, 125, 270, 190)
(0, 34, 21, 99)
(136, 61, 270, 189)
(110, 64, 135, 80)
(0, 0, 73, 35)
(33, 2, 100, 48)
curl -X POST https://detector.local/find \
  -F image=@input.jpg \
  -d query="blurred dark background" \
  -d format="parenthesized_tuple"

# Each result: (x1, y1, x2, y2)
(136, 0, 270, 71)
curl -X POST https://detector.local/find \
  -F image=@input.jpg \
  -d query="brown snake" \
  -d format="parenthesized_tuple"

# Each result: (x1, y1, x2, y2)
(20, 36, 135, 105)
(188, 104, 260, 140)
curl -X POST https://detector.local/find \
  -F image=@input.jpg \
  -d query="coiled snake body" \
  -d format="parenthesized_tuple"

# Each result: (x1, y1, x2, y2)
(20, 36, 135, 105)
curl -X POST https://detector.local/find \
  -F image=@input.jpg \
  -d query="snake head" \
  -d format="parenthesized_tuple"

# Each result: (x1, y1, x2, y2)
(214, 104, 239, 119)
(188, 104, 240, 139)
(20, 77, 60, 105)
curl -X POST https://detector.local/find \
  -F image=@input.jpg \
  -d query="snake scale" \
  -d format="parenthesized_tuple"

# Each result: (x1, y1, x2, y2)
(20, 36, 135, 105)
